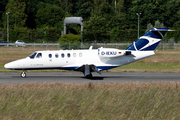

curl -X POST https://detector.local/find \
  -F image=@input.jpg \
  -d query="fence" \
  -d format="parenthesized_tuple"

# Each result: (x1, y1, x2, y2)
(0, 42, 179, 51)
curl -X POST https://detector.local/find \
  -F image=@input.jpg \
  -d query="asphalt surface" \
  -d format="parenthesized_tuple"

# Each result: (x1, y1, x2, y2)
(0, 72, 180, 85)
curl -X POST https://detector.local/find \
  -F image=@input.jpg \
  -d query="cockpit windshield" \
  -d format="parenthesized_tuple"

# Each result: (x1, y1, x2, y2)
(29, 52, 37, 59)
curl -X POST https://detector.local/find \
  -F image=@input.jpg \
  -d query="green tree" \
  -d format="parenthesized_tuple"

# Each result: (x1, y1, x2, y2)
(35, 2, 65, 28)
(125, 0, 180, 29)
(84, 16, 109, 43)
(110, 26, 120, 43)
(59, 33, 81, 49)
(164, 0, 180, 27)
(92, 0, 114, 18)
(74, 0, 93, 20)
(25, 0, 40, 29)
(146, 20, 164, 32)
(115, 0, 125, 17)
(173, 21, 180, 29)
(125, 0, 167, 29)
(146, 23, 153, 32)
(5, 0, 27, 28)
(54, 0, 73, 14)
(154, 20, 164, 28)
(0, 0, 8, 27)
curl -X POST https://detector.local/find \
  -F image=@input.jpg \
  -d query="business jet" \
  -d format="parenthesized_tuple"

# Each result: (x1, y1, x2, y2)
(4, 28, 172, 78)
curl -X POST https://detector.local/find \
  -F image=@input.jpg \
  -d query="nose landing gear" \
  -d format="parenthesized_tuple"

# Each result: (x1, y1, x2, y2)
(21, 71, 26, 78)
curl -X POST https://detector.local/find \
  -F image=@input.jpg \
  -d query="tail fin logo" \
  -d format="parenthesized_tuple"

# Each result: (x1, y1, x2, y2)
(126, 28, 170, 51)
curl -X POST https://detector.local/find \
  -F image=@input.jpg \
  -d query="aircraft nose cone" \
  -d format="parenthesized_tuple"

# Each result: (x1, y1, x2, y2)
(4, 63, 11, 69)
(4, 62, 15, 70)
(4, 58, 27, 70)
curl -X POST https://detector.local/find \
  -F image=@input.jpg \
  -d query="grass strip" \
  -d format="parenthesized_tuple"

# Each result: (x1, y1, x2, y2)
(0, 82, 180, 119)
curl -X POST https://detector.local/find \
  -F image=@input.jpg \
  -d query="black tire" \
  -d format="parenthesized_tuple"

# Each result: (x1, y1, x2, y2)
(21, 72, 26, 78)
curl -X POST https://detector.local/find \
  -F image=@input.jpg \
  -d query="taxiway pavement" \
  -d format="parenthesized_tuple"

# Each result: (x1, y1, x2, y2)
(0, 72, 180, 85)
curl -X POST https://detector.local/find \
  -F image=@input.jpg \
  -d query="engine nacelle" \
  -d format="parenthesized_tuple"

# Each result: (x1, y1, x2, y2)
(98, 48, 125, 58)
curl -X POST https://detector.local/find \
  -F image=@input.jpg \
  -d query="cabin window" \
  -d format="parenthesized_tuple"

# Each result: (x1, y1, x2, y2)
(49, 54, 52, 58)
(67, 53, 70, 58)
(61, 53, 65, 58)
(36, 53, 42, 58)
(73, 53, 76, 57)
(29, 52, 37, 59)
(55, 53, 59, 58)
(79, 53, 82, 57)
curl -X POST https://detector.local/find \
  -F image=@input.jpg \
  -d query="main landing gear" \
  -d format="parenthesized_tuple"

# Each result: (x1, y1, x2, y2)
(20, 71, 26, 78)
(85, 73, 92, 78)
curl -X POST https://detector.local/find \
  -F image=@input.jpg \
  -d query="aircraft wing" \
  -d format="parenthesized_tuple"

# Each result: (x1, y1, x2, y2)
(76, 64, 101, 77)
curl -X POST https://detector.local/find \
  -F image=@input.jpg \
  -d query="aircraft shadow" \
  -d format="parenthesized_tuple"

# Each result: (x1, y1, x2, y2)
(83, 76, 105, 80)
(12, 75, 105, 81)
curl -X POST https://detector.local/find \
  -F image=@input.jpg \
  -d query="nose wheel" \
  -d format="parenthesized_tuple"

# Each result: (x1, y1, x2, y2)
(21, 72, 26, 78)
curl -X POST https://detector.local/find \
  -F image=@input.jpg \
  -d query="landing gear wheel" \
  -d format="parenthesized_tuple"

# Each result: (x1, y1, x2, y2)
(86, 73, 92, 78)
(21, 72, 26, 78)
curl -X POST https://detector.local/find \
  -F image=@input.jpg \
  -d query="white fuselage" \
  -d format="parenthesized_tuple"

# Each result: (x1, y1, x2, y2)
(4, 48, 155, 71)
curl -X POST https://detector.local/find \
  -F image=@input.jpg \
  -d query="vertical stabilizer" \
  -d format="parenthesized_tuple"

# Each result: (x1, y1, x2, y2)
(126, 28, 171, 51)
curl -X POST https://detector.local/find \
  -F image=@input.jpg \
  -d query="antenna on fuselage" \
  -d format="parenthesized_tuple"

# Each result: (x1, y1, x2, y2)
(89, 46, 93, 50)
